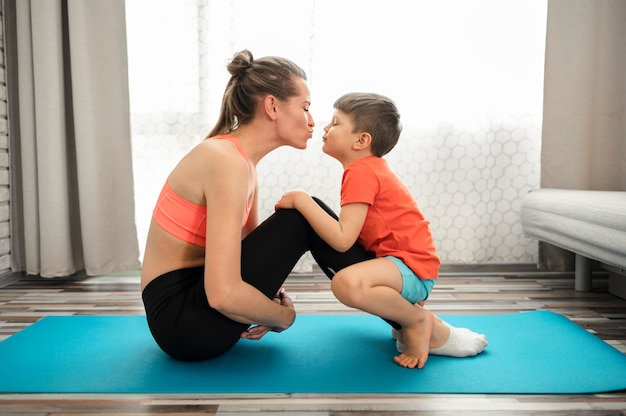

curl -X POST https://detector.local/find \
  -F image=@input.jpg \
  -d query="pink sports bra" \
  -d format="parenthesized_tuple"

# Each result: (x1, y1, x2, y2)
(152, 135, 253, 247)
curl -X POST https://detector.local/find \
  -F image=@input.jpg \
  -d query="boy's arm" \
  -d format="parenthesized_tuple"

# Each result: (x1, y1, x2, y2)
(276, 190, 368, 253)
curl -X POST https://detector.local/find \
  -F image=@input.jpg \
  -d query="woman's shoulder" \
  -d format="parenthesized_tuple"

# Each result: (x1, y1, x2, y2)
(194, 135, 236, 153)
(186, 137, 247, 168)
(168, 138, 247, 196)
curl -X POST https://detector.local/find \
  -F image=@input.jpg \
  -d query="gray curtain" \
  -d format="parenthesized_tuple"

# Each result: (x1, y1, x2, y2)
(539, 0, 626, 270)
(5, 0, 140, 277)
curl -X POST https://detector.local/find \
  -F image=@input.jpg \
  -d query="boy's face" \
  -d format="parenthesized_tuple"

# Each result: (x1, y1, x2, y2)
(322, 110, 358, 163)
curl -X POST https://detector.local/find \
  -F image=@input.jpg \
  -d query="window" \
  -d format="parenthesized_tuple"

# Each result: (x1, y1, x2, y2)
(127, 0, 547, 266)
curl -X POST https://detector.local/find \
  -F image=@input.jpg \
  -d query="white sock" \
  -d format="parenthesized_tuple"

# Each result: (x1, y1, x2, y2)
(394, 322, 488, 357)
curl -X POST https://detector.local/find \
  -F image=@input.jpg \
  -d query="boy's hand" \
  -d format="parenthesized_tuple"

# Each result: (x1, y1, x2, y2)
(275, 190, 308, 210)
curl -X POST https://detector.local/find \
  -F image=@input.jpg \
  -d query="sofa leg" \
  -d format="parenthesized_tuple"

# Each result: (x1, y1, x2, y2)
(575, 254, 592, 291)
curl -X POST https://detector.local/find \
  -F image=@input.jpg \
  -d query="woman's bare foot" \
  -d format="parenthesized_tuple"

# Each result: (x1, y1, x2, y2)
(393, 308, 434, 369)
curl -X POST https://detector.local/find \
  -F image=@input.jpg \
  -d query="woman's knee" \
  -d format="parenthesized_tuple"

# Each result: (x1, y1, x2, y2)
(256, 208, 311, 241)
(272, 207, 306, 225)
(311, 196, 338, 220)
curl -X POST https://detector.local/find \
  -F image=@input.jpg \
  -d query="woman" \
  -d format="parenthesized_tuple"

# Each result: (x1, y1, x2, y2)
(141, 50, 369, 361)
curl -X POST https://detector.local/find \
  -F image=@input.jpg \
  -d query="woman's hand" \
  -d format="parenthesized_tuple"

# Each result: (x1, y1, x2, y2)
(240, 324, 273, 340)
(271, 288, 295, 332)
(240, 289, 295, 340)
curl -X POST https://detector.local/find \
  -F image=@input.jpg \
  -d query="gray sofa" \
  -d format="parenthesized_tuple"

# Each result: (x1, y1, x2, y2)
(520, 188, 626, 298)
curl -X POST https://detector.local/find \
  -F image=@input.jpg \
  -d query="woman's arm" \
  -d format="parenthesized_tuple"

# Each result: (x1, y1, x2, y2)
(275, 190, 368, 252)
(241, 178, 259, 239)
(202, 145, 295, 331)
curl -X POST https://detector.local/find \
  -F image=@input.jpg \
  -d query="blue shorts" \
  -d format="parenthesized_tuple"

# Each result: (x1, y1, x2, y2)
(386, 256, 435, 304)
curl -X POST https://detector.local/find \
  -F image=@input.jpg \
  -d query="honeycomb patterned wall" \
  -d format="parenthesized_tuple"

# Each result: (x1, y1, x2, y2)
(257, 115, 541, 270)
(132, 112, 541, 270)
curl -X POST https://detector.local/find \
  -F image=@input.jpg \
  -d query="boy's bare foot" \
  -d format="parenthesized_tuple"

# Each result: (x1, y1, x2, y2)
(393, 308, 434, 369)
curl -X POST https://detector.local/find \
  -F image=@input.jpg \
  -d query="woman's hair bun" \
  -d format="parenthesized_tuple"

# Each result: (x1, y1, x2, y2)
(228, 49, 253, 78)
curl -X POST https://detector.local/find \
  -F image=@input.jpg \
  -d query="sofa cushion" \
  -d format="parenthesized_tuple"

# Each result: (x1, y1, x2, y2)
(520, 188, 626, 270)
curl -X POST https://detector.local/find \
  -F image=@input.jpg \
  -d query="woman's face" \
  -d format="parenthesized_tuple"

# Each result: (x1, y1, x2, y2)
(275, 77, 315, 149)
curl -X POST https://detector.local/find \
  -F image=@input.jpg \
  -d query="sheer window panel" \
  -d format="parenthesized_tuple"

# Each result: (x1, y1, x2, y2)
(126, 0, 547, 268)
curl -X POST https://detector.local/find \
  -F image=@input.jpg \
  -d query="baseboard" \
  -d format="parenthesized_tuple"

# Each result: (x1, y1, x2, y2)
(604, 264, 626, 300)
(439, 263, 539, 274)
(309, 263, 563, 276)
(0, 272, 22, 289)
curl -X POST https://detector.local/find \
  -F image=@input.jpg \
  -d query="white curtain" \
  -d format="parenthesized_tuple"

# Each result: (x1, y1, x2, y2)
(5, 0, 141, 277)
(127, 0, 547, 269)
(539, 0, 626, 270)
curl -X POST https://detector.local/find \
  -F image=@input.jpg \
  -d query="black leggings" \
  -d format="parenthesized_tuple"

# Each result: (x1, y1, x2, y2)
(142, 198, 376, 361)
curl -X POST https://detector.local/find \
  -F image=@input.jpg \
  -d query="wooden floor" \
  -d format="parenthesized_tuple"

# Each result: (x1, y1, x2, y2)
(1, 265, 625, 415)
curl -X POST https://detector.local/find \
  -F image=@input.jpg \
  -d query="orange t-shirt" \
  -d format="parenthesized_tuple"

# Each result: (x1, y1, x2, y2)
(340, 156, 440, 279)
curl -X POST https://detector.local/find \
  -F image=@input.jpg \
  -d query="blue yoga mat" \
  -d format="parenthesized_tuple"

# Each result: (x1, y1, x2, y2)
(0, 311, 625, 394)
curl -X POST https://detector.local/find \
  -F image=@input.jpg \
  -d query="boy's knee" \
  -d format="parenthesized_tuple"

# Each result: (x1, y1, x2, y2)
(331, 271, 361, 305)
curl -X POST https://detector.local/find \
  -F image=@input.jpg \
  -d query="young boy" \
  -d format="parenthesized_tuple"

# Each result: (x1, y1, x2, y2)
(275, 92, 486, 369)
